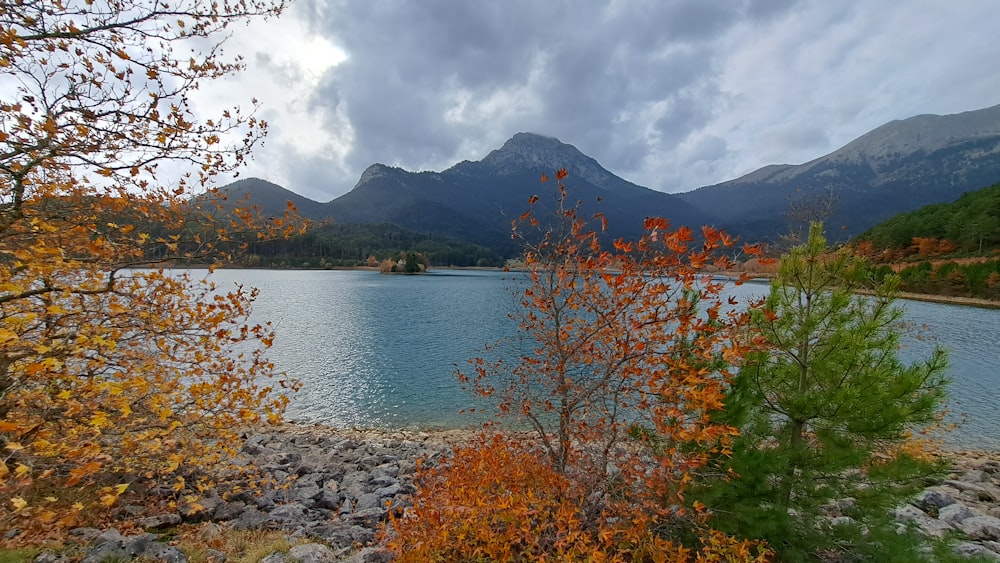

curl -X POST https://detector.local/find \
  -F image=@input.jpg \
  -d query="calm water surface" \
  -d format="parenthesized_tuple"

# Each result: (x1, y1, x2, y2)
(202, 269, 1000, 450)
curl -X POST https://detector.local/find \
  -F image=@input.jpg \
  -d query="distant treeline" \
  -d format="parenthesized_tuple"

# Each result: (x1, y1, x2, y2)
(857, 180, 1000, 254)
(240, 222, 507, 268)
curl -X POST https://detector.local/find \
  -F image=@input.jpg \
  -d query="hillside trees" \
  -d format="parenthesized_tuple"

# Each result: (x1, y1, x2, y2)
(699, 223, 949, 560)
(0, 0, 298, 532)
(387, 170, 772, 560)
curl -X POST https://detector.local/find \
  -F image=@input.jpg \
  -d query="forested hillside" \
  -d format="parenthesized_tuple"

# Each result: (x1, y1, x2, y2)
(241, 223, 506, 268)
(857, 181, 1000, 299)
(858, 181, 1000, 254)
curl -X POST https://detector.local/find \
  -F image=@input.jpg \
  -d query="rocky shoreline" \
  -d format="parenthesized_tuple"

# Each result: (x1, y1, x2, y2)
(29, 425, 1000, 562)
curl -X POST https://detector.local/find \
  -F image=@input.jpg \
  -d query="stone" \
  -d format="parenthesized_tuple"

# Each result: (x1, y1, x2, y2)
(80, 542, 128, 563)
(93, 528, 125, 546)
(894, 505, 954, 539)
(940, 502, 979, 526)
(230, 507, 276, 531)
(287, 543, 337, 563)
(213, 500, 247, 522)
(260, 554, 288, 563)
(912, 489, 957, 514)
(123, 533, 158, 556)
(958, 515, 1000, 541)
(269, 503, 310, 525)
(953, 541, 1000, 561)
(354, 492, 381, 511)
(945, 479, 1000, 502)
(142, 542, 189, 563)
(313, 488, 342, 510)
(349, 507, 387, 528)
(963, 469, 991, 483)
(139, 513, 183, 529)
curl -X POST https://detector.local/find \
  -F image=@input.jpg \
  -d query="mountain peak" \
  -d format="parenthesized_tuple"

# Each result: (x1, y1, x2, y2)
(477, 132, 630, 190)
(826, 103, 1000, 168)
(358, 163, 401, 185)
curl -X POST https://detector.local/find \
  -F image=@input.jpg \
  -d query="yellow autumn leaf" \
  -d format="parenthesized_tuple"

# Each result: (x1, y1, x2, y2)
(14, 463, 30, 478)
(100, 494, 117, 507)
(5, 441, 24, 451)
(115, 483, 129, 495)
(11, 497, 27, 511)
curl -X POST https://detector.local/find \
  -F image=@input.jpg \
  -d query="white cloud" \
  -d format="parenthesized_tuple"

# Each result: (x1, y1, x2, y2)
(190, 0, 1000, 199)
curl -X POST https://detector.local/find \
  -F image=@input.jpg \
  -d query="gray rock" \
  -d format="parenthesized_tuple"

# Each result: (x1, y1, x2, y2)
(963, 470, 991, 483)
(93, 528, 125, 546)
(142, 542, 189, 563)
(80, 542, 128, 563)
(287, 543, 337, 563)
(958, 515, 1000, 541)
(341, 547, 392, 563)
(940, 503, 980, 526)
(260, 554, 289, 563)
(355, 492, 381, 511)
(374, 483, 401, 499)
(68, 528, 102, 541)
(313, 488, 343, 510)
(370, 463, 400, 479)
(913, 489, 957, 514)
(270, 503, 310, 525)
(894, 505, 954, 539)
(349, 507, 387, 528)
(139, 513, 182, 529)
(230, 507, 276, 531)
(945, 479, 1000, 502)
(293, 483, 323, 503)
(953, 541, 1000, 560)
(32, 553, 68, 563)
(276, 452, 303, 465)
(213, 500, 247, 522)
(123, 533, 158, 556)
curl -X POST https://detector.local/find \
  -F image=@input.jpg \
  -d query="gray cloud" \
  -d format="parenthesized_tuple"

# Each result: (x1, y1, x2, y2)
(219, 0, 1000, 199)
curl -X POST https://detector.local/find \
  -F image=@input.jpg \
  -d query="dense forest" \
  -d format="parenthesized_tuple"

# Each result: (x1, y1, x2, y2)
(857, 181, 1000, 254)
(239, 223, 508, 268)
(856, 180, 1000, 299)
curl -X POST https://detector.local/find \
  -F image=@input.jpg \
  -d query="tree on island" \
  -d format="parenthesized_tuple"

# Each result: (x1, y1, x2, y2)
(0, 0, 298, 534)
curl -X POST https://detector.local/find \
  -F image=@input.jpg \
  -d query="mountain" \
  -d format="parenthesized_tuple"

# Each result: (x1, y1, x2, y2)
(200, 177, 328, 219)
(210, 133, 715, 253)
(676, 104, 1000, 242)
(209, 105, 1000, 252)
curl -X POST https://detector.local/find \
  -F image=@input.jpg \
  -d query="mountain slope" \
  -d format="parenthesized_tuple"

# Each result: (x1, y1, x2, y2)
(324, 133, 714, 247)
(676, 104, 1000, 242)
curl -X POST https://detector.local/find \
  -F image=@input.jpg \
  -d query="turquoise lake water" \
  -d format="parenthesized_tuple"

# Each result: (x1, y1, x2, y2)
(201, 268, 1000, 450)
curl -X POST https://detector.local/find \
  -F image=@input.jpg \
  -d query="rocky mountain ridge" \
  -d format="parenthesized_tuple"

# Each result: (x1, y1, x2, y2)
(210, 103, 1000, 249)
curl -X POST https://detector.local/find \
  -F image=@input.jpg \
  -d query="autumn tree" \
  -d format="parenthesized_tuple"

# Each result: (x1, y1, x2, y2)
(390, 170, 773, 559)
(698, 222, 949, 560)
(0, 0, 299, 534)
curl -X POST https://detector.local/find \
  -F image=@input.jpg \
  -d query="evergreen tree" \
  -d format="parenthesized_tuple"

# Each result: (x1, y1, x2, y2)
(699, 222, 950, 560)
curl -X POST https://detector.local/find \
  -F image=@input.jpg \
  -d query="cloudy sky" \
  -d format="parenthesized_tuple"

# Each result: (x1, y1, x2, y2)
(197, 0, 1000, 201)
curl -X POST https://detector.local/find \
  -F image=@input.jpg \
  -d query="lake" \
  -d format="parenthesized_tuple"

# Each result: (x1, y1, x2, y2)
(200, 268, 1000, 450)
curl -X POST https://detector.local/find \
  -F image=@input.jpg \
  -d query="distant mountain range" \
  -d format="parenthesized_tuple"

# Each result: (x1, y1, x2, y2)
(209, 104, 1000, 252)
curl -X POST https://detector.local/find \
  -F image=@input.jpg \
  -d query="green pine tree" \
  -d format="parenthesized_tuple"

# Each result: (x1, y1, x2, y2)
(699, 222, 950, 560)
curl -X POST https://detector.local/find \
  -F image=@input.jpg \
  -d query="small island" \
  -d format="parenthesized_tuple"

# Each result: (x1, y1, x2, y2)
(379, 251, 430, 274)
